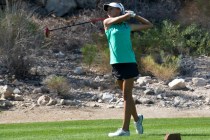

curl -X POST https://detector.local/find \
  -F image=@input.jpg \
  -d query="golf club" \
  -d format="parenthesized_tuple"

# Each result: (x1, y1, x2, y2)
(44, 18, 105, 37)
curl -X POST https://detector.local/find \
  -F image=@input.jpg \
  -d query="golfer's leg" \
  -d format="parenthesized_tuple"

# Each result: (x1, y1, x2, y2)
(122, 78, 138, 131)
(117, 80, 123, 90)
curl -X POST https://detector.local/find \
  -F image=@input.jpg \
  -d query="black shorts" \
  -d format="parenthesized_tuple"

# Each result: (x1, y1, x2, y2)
(111, 63, 139, 80)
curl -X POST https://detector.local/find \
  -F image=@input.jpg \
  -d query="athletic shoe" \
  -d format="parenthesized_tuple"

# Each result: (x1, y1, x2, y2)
(134, 114, 144, 134)
(108, 128, 130, 137)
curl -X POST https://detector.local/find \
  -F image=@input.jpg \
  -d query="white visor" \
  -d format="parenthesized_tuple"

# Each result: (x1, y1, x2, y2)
(103, 2, 125, 14)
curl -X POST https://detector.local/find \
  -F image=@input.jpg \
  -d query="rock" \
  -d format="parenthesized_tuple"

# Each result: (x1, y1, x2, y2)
(102, 92, 114, 102)
(55, 51, 65, 58)
(173, 96, 185, 106)
(168, 79, 186, 90)
(192, 78, 207, 86)
(204, 85, 210, 89)
(91, 95, 99, 101)
(205, 98, 210, 105)
(61, 99, 81, 106)
(157, 94, 163, 99)
(32, 88, 42, 94)
(116, 101, 124, 108)
(12, 79, 22, 85)
(46, 0, 77, 17)
(46, 98, 57, 106)
(74, 67, 84, 75)
(98, 99, 103, 103)
(107, 105, 115, 108)
(13, 88, 21, 94)
(14, 94, 24, 101)
(37, 95, 51, 105)
(136, 76, 152, 86)
(139, 97, 154, 104)
(75, 0, 96, 8)
(0, 99, 13, 108)
(0, 85, 14, 100)
(144, 88, 155, 95)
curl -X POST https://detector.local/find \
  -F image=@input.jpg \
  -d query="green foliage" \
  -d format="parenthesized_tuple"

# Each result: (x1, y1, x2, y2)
(81, 44, 97, 68)
(136, 20, 210, 56)
(44, 75, 69, 96)
(82, 34, 111, 73)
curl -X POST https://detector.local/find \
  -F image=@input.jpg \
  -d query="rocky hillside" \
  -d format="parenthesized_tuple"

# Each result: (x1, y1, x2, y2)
(1, 48, 210, 111)
(0, 0, 210, 112)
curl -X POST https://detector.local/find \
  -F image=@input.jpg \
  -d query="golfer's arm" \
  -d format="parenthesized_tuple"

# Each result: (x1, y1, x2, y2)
(131, 15, 153, 31)
(103, 13, 131, 30)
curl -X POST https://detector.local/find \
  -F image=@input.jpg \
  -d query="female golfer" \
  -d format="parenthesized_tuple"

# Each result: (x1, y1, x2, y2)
(103, 2, 153, 137)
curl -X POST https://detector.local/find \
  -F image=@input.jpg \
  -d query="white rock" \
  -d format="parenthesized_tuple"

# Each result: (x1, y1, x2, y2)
(168, 79, 186, 90)
(204, 85, 210, 89)
(13, 88, 21, 94)
(102, 93, 114, 102)
(0, 85, 14, 99)
(136, 76, 152, 86)
(205, 98, 210, 104)
(192, 78, 207, 87)
(139, 97, 154, 104)
(14, 94, 24, 101)
(157, 94, 163, 99)
(46, 98, 57, 106)
(37, 95, 51, 106)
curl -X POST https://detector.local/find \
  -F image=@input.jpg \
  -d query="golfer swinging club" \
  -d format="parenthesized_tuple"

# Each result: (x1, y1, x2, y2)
(103, 2, 153, 137)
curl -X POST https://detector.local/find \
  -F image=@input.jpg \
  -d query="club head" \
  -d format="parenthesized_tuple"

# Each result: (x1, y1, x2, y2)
(44, 27, 50, 38)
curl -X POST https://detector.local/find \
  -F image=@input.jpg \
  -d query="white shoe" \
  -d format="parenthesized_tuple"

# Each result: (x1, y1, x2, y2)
(108, 128, 130, 137)
(134, 114, 144, 134)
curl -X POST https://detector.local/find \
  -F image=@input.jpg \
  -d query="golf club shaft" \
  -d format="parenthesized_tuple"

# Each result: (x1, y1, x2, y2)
(49, 18, 105, 32)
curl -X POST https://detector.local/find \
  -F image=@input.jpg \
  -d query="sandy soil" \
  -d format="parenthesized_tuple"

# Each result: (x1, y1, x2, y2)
(1, 105, 210, 124)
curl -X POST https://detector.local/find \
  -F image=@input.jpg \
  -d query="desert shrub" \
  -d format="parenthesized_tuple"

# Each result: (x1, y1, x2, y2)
(136, 20, 210, 56)
(82, 33, 111, 73)
(141, 55, 179, 81)
(81, 44, 97, 68)
(0, 3, 43, 79)
(44, 75, 70, 97)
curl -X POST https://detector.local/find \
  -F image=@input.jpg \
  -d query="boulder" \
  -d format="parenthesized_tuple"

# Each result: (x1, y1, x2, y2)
(0, 85, 14, 99)
(75, 0, 96, 8)
(0, 99, 13, 108)
(192, 78, 207, 87)
(46, 0, 77, 16)
(168, 79, 186, 90)
(14, 94, 24, 101)
(37, 95, 51, 105)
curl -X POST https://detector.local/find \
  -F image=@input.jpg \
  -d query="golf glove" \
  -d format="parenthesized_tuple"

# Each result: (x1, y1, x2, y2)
(125, 10, 136, 17)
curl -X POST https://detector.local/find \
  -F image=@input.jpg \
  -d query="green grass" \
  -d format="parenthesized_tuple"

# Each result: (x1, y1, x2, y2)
(0, 118, 210, 140)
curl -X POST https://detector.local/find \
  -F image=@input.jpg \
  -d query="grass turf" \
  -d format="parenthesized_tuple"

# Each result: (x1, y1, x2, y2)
(0, 118, 210, 140)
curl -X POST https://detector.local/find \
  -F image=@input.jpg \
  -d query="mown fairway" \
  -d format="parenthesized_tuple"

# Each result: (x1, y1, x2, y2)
(0, 118, 210, 140)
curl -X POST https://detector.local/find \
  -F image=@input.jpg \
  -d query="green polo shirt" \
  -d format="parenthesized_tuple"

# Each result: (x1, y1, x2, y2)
(105, 22, 136, 64)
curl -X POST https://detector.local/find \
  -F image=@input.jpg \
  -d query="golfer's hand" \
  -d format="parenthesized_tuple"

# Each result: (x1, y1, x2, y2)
(125, 10, 136, 17)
